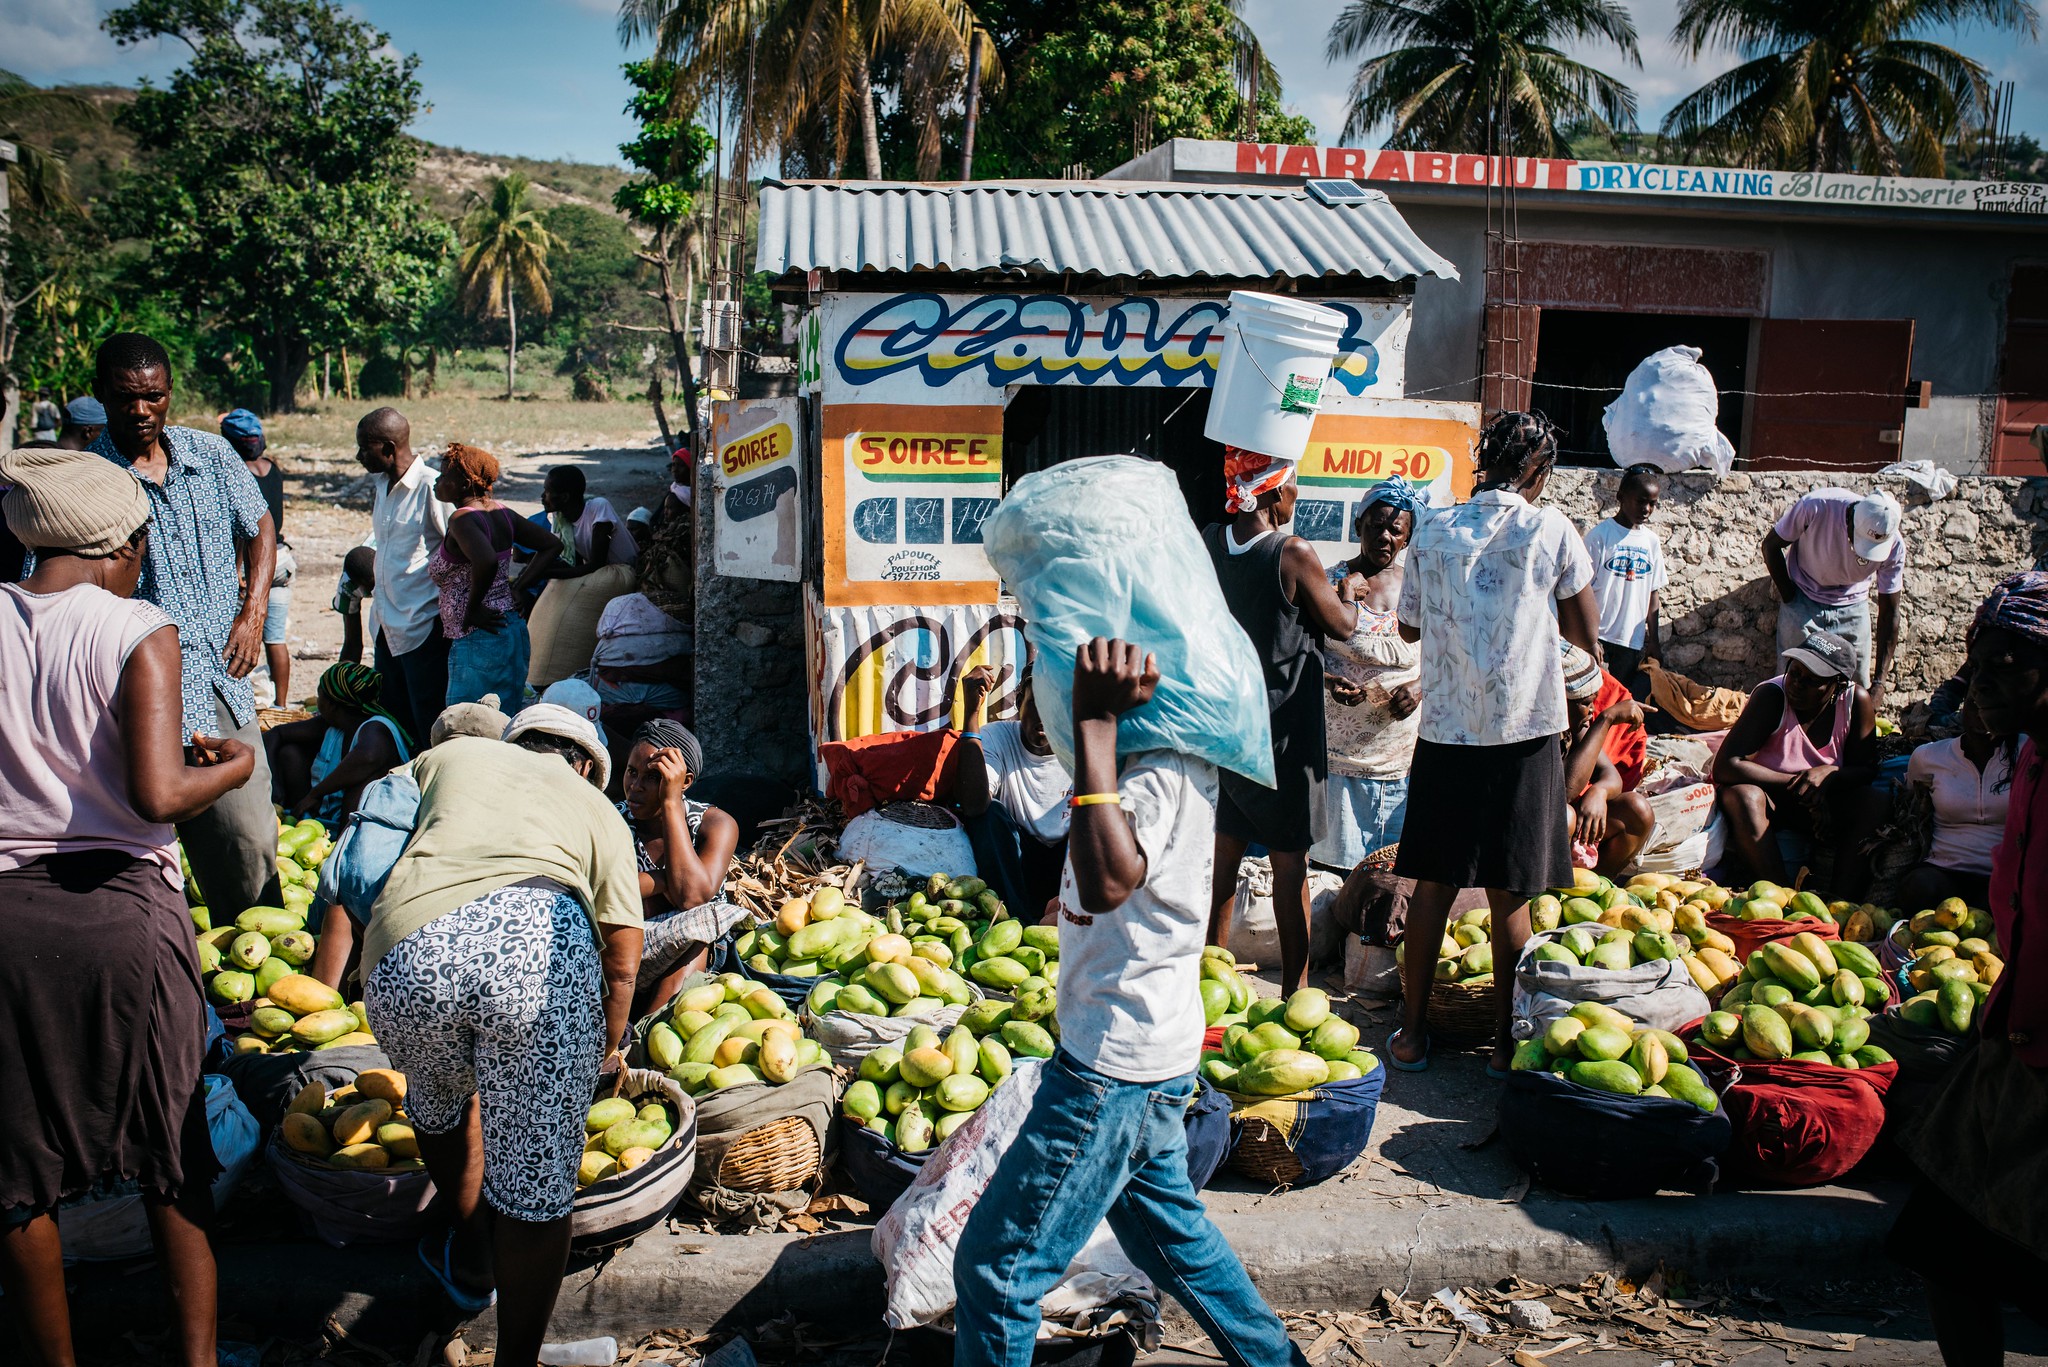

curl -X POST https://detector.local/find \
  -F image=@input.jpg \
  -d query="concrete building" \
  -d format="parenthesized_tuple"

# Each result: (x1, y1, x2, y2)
(1111, 139, 2048, 476)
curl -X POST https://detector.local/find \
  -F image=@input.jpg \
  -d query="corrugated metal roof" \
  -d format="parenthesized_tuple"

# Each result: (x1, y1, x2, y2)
(755, 179, 1458, 282)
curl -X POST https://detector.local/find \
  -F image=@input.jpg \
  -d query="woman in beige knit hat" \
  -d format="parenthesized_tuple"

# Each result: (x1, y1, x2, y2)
(0, 445, 255, 1367)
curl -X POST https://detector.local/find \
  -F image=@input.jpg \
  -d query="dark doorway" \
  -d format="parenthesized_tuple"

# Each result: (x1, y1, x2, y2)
(1530, 310, 1752, 466)
(1001, 384, 1223, 523)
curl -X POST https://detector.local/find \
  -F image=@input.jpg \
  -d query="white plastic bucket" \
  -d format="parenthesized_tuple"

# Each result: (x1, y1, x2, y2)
(1203, 291, 1348, 459)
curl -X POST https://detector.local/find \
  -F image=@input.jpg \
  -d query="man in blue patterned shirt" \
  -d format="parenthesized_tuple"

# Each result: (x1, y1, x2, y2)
(92, 333, 283, 917)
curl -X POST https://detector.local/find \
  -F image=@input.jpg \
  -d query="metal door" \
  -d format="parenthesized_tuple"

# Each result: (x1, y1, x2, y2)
(1747, 319, 1915, 472)
(1993, 264, 2048, 474)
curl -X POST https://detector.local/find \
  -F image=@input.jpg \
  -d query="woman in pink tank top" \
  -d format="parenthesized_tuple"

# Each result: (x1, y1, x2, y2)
(1713, 629, 1885, 896)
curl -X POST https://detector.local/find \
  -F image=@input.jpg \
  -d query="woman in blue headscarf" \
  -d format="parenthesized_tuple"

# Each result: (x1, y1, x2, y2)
(1312, 479, 1423, 870)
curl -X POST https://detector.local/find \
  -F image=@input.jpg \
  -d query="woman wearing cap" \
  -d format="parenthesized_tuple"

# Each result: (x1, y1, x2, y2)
(360, 703, 642, 1366)
(1888, 571, 2048, 1367)
(1389, 412, 1601, 1074)
(264, 661, 413, 830)
(0, 446, 255, 1367)
(1712, 629, 1886, 896)
(221, 408, 295, 706)
(431, 442, 562, 709)
(1314, 481, 1421, 870)
(1561, 643, 1654, 876)
(1203, 447, 1359, 995)
(617, 720, 745, 1011)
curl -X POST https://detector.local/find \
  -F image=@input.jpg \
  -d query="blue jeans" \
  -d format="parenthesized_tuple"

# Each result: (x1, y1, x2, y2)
(963, 803, 1068, 920)
(1777, 593, 1871, 687)
(1311, 773, 1409, 870)
(954, 1052, 1305, 1367)
(446, 613, 530, 711)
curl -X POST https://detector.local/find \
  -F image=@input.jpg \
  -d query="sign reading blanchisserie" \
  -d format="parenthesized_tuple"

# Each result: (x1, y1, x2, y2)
(1164, 140, 2045, 216)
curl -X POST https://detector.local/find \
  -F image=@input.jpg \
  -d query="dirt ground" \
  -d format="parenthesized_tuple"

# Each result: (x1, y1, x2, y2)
(215, 395, 679, 708)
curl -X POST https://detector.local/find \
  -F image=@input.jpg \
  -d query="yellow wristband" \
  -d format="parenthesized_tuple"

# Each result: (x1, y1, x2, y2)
(1069, 793, 1122, 808)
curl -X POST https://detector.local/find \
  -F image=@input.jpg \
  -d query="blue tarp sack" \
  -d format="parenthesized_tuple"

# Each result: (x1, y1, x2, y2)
(316, 769, 421, 925)
(1499, 1060, 1732, 1198)
(1226, 1065, 1384, 1187)
(982, 455, 1275, 786)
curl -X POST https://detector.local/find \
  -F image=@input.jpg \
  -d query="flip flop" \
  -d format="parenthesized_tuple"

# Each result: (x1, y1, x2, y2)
(418, 1229, 496, 1314)
(1485, 1063, 1512, 1080)
(1387, 1027, 1430, 1072)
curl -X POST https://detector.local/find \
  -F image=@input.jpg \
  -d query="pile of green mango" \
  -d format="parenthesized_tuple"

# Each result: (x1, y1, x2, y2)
(1696, 933, 1894, 1067)
(1198, 947, 1255, 1025)
(1510, 1001, 1718, 1111)
(840, 1010, 1054, 1155)
(1200, 988, 1377, 1097)
(1395, 907, 1495, 984)
(807, 917, 1060, 1021)
(1528, 923, 1690, 973)
(645, 973, 832, 1096)
(577, 1095, 681, 1189)
(1894, 897, 2004, 1037)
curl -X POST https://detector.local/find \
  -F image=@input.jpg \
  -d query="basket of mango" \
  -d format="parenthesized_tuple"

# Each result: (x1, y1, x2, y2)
(1893, 898, 2003, 1038)
(266, 1067, 437, 1247)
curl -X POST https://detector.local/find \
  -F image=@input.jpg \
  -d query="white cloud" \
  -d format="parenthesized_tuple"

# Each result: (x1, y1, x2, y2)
(4, 0, 122, 71)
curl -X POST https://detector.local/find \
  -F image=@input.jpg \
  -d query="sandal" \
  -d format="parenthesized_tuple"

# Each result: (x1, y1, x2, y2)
(418, 1229, 496, 1314)
(1387, 1027, 1431, 1072)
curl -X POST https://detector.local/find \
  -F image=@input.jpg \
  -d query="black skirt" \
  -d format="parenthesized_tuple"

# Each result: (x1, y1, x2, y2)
(0, 851, 218, 1220)
(1394, 734, 1570, 897)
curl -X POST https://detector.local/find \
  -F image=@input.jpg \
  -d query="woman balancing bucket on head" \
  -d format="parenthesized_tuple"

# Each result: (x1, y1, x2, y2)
(1202, 445, 1360, 996)
(1386, 412, 1604, 1075)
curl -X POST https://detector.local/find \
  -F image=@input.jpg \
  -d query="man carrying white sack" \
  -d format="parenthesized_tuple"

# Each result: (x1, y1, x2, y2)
(956, 457, 1306, 1367)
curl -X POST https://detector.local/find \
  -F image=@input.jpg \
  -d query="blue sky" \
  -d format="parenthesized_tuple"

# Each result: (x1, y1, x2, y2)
(10, 0, 2047, 170)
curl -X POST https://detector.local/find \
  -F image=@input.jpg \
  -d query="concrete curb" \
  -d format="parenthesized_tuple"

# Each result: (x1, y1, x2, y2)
(67, 1180, 1904, 1352)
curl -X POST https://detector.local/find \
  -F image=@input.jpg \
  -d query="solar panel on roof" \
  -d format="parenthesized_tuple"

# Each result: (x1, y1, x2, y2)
(1305, 179, 1371, 206)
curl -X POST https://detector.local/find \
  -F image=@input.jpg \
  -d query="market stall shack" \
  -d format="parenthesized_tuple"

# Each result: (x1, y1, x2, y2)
(696, 178, 1463, 780)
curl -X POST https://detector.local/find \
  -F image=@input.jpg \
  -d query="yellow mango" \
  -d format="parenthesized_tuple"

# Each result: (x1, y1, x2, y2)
(286, 1081, 327, 1116)
(331, 1099, 392, 1147)
(375, 1121, 419, 1159)
(281, 1112, 332, 1156)
(329, 1143, 390, 1170)
(354, 1069, 407, 1105)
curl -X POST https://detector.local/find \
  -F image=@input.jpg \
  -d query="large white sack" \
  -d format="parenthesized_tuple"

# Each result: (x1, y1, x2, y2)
(1602, 346, 1735, 476)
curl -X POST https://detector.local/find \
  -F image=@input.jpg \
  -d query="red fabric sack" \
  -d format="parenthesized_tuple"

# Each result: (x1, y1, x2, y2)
(1683, 1021, 1896, 1187)
(819, 729, 964, 818)
(1706, 913, 1839, 964)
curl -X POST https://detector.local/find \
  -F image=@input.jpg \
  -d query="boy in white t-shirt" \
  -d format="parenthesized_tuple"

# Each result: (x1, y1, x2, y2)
(1582, 465, 1668, 685)
(956, 667, 1073, 918)
(952, 639, 1303, 1367)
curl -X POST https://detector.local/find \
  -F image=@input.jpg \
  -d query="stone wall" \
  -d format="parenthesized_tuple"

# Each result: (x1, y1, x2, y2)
(1544, 468, 2048, 707)
(691, 470, 810, 784)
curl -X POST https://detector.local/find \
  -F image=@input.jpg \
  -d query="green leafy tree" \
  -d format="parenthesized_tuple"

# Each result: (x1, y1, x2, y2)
(542, 202, 659, 369)
(620, 0, 991, 179)
(103, 0, 453, 412)
(1663, 0, 2038, 175)
(1325, 0, 1639, 155)
(613, 59, 715, 439)
(458, 172, 561, 400)
(971, 0, 1312, 179)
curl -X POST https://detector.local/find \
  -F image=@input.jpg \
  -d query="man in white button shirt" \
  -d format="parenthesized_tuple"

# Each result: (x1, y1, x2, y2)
(356, 407, 450, 747)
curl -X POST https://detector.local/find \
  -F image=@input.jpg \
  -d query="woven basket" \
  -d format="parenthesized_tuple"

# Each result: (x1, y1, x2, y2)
(1362, 842, 1401, 871)
(1229, 1115, 1307, 1187)
(257, 706, 312, 730)
(1427, 974, 1498, 1046)
(713, 1112, 822, 1192)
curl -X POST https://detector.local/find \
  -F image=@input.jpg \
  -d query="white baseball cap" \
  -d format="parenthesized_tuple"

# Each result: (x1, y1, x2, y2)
(503, 702, 610, 789)
(1852, 490, 1902, 562)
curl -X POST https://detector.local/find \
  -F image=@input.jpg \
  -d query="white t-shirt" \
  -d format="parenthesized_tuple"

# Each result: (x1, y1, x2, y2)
(980, 720, 1073, 844)
(574, 496, 639, 567)
(370, 458, 450, 656)
(1398, 489, 1594, 747)
(1583, 517, 1668, 652)
(1907, 738, 2013, 875)
(1053, 750, 1217, 1084)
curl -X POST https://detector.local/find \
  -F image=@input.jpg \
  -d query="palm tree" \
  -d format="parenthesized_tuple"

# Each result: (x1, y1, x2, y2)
(1325, 0, 1640, 155)
(457, 173, 561, 400)
(619, 0, 995, 179)
(1663, 0, 2037, 176)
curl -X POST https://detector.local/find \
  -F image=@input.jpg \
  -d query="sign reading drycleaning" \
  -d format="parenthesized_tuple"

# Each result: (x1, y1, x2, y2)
(711, 397, 802, 582)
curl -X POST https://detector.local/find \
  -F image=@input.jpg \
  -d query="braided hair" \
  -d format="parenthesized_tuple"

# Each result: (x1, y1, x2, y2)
(1475, 411, 1559, 489)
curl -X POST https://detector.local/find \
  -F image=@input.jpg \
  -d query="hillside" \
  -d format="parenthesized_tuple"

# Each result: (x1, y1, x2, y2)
(5, 79, 633, 220)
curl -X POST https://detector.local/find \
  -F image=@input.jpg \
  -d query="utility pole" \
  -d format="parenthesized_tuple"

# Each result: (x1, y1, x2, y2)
(961, 30, 984, 181)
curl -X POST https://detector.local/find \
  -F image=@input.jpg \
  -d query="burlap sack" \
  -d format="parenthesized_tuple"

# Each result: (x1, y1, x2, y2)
(527, 563, 637, 688)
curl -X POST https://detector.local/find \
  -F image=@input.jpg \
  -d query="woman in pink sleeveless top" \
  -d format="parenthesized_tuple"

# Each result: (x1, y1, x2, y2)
(0, 446, 255, 1367)
(1712, 629, 1885, 895)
